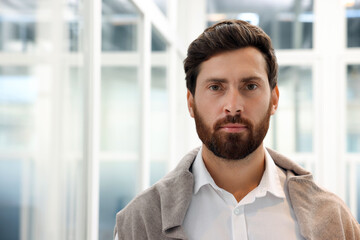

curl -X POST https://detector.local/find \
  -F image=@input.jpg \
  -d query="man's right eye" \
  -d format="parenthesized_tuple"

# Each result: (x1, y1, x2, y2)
(209, 85, 221, 91)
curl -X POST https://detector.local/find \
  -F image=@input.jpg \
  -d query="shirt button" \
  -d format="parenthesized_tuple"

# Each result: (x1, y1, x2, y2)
(234, 208, 241, 215)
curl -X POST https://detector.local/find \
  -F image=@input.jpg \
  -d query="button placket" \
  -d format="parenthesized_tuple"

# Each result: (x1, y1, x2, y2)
(232, 205, 247, 239)
(233, 205, 244, 216)
(234, 207, 241, 215)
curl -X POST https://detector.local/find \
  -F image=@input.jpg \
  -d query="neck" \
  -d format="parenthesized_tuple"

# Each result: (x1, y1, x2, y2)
(201, 143, 266, 202)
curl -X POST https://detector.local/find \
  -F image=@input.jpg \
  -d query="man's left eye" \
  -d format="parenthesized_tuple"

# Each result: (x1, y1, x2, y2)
(246, 84, 258, 90)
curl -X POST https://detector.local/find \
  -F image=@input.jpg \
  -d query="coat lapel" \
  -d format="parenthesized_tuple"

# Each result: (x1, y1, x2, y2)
(158, 148, 198, 239)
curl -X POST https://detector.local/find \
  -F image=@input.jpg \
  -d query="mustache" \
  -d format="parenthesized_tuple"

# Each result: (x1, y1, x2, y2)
(213, 114, 252, 130)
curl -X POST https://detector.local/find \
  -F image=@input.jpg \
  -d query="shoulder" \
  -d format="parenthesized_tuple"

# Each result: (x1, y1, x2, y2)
(114, 147, 199, 239)
(267, 148, 360, 239)
(289, 176, 360, 239)
(115, 185, 163, 239)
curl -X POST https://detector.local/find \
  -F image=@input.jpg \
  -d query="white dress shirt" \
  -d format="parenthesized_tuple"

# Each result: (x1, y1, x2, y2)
(183, 147, 305, 240)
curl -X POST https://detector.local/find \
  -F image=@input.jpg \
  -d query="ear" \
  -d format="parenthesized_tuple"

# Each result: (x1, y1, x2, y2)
(187, 90, 195, 118)
(270, 85, 279, 115)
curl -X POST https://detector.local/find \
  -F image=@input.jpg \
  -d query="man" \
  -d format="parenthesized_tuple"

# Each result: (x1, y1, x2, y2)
(114, 20, 360, 239)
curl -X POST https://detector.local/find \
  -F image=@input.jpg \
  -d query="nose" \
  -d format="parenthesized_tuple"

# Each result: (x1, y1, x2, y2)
(223, 89, 243, 114)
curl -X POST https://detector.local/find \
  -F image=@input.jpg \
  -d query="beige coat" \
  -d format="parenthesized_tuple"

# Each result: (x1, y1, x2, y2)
(114, 148, 360, 240)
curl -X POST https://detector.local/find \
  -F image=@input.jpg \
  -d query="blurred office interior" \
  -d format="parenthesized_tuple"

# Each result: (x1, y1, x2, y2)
(0, 0, 360, 239)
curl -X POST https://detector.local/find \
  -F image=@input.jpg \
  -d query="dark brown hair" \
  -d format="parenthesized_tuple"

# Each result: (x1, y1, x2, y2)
(184, 19, 278, 95)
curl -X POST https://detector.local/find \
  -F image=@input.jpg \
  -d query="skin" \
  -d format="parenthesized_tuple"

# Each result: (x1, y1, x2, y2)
(187, 47, 280, 202)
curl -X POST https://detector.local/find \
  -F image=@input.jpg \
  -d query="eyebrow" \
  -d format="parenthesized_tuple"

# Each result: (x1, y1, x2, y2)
(204, 78, 227, 84)
(240, 76, 265, 83)
(204, 76, 265, 84)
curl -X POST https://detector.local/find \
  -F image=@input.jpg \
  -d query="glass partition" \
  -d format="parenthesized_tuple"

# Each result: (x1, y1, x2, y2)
(64, 66, 87, 240)
(346, 0, 360, 47)
(0, 1, 38, 52)
(152, 26, 167, 52)
(99, 1, 141, 239)
(346, 162, 360, 221)
(347, 64, 360, 152)
(0, 66, 38, 240)
(0, 65, 86, 239)
(150, 67, 168, 185)
(102, 0, 139, 52)
(152, 0, 168, 16)
(99, 66, 140, 240)
(0, 0, 87, 238)
(0, 0, 189, 239)
(0, 0, 83, 53)
(269, 66, 313, 153)
(150, 25, 169, 185)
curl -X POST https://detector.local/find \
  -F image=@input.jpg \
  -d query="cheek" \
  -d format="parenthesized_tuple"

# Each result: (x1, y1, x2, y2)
(194, 101, 218, 127)
(246, 97, 271, 118)
(247, 96, 267, 109)
(202, 101, 222, 118)
(198, 93, 224, 113)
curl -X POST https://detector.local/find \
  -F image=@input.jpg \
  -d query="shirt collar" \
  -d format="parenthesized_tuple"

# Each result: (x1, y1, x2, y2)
(193, 146, 222, 194)
(192, 146, 285, 199)
(259, 148, 285, 199)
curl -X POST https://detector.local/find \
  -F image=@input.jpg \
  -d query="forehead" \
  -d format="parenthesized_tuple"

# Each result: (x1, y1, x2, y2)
(197, 47, 268, 83)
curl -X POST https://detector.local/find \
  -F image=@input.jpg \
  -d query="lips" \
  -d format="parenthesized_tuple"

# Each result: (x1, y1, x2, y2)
(213, 114, 252, 132)
(219, 123, 248, 133)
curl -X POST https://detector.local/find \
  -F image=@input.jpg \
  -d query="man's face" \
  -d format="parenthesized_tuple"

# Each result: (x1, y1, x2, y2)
(187, 47, 279, 160)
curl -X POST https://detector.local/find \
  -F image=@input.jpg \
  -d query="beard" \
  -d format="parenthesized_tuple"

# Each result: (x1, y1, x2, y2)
(193, 102, 272, 160)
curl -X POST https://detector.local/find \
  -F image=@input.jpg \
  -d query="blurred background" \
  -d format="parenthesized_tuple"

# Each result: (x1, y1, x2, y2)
(0, 0, 359, 239)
